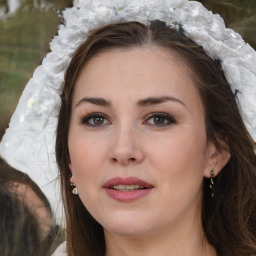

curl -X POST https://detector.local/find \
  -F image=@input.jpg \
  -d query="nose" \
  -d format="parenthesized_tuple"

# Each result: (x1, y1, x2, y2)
(109, 124, 145, 166)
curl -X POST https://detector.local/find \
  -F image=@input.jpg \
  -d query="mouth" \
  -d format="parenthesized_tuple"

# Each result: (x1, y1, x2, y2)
(103, 176, 154, 202)
(110, 184, 148, 191)
(103, 176, 154, 189)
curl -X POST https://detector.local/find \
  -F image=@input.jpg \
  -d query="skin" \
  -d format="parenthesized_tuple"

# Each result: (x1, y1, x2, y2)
(68, 46, 230, 256)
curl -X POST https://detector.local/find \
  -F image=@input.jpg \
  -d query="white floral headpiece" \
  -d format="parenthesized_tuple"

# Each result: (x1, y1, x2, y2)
(1, 0, 256, 221)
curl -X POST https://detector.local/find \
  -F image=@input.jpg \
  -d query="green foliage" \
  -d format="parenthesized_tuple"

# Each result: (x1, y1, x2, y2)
(0, 0, 72, 136)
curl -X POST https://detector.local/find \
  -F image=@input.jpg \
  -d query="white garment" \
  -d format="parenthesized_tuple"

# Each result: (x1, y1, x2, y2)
(51, 241, 67, 256)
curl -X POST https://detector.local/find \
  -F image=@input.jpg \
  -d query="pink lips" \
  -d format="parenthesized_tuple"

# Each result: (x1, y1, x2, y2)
(103, 176, 154, 202)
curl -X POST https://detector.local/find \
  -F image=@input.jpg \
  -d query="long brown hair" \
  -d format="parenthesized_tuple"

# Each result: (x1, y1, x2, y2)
(56, 20, 256, 256)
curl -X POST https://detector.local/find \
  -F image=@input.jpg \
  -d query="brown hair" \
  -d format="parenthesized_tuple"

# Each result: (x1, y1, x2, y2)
(0, 185, 41, 256)
(56, 20, 256, 256)
(0, 158, 51, 213)
(0, 158, 64, 256)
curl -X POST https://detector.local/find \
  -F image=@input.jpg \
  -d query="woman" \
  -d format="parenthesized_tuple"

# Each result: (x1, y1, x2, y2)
(55, 2, 256, 256)
(0, 0, 255, 255)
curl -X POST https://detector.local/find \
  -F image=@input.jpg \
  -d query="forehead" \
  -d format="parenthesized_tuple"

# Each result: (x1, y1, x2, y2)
(73, 46, 199, 105)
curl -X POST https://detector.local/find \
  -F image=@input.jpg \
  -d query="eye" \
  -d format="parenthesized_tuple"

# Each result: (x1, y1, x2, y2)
(144, 112, 176, 127)
(81, 113, 110, 127)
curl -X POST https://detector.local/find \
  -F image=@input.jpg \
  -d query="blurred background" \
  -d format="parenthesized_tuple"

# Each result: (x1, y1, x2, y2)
(0, 0, 256, 139)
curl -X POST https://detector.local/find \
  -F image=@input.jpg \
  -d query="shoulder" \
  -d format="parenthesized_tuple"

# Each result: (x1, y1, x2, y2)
(51, 241, 67, 256)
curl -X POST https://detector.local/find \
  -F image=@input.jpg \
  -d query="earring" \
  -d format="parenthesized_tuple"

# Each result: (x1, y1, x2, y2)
(71, 183, 78, 195)
(210, 169, 214, 198)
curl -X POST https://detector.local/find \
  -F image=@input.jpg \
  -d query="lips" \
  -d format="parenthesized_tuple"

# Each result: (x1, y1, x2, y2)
(103, 176, 153, 187)
(103, 176, 154, 202)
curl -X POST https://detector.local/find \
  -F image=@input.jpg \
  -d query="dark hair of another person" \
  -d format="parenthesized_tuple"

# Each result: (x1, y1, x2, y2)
(0, 158, 51, 215)
(56, 20, 256, 256)
(0, 158, 64, 256)
(0, 185, 41, 256)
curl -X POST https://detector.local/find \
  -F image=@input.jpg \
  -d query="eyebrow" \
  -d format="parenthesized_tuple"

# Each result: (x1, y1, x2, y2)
(75, 96, 185, 108)
(76, 97, 111, 107)
(137, 96, 185, 107)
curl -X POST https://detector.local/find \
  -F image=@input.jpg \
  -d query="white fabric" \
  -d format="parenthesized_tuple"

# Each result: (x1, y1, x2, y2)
(0, 0, 255, 223)
(51, 241, 67, 256)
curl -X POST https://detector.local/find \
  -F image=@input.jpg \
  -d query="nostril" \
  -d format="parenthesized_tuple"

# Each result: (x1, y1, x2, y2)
(112, 158, 118, 163)
(111, 157, 136, 164)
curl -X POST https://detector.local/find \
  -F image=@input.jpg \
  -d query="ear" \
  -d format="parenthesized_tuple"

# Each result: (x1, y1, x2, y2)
(70, 175, 75, 183)
(204, 139, 231, 178)
(69, 164, 75, 183)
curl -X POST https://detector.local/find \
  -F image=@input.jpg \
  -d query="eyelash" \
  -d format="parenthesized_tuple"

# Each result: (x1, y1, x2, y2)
(81, 112, 109, 127)
(144, 112, 177, 127)
(80, 112, 176, 127)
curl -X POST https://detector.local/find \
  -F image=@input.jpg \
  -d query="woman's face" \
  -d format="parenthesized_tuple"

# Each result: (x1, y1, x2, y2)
(68, 46, 216, 238)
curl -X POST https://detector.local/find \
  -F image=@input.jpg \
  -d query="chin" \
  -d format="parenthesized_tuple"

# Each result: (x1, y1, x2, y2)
(105, 224, 151, 238)
(100, 211, 153, 237)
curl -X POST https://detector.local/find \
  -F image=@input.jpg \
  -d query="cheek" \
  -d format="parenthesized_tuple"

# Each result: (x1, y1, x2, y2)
(148, 127, 208, 188)
(150, 135, 206, 214)
(151, 127, 207, 164)
(68, 138, 103, 206)
(68, 133, 109, 183)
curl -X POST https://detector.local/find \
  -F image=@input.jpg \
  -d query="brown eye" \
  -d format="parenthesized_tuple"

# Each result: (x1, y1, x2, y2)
(153, 117, 166, 125)
(81, 113, 110, 127)
(94, 117, 105, 125)
(145, 113, 176, 127)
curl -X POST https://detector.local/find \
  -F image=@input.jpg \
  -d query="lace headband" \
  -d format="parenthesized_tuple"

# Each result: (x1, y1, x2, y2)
(1, 0, 255, 221)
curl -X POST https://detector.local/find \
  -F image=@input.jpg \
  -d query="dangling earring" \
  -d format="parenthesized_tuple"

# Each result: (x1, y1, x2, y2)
(210, 169, 214, 198)
(71, 183, 78, 195)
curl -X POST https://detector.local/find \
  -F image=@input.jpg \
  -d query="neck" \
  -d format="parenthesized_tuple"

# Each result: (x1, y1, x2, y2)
(104, 215, 216, 256)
